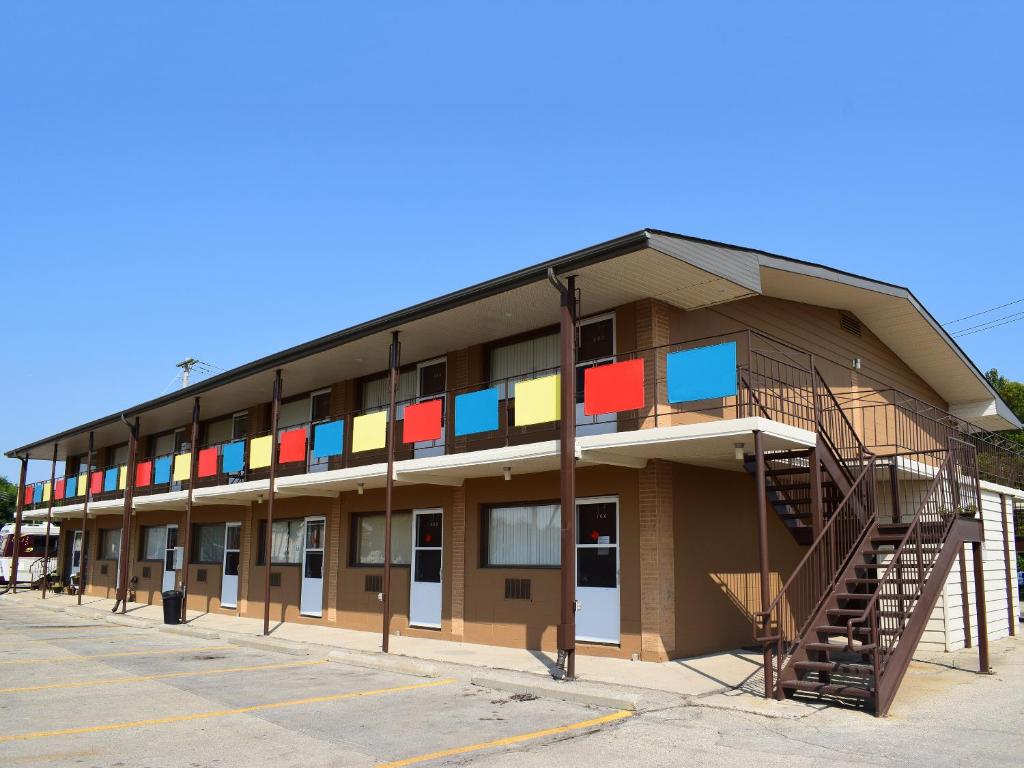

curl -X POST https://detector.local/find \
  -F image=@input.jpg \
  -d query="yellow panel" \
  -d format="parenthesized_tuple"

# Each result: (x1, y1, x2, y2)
(77, 473, 87, 497)
(173, 453, 192, 482)
(352, 411, 387, 452)
(514, 374, 561, 426)
(118, 466, 127, 490)
(42, 482, 51, 503)
(249, 436, 272, 469)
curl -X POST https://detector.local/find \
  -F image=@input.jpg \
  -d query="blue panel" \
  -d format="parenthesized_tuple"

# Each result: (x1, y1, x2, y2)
(312, 420, 344, 459)
(32, 484, 43, 504)
(153, 456, 172, 485)
(103, 467, 119, 492)
(454, 387, 499, 436)
(221, 440, 246, 473)
(66, 476, 78, 498)
(666, 341, 738, 403)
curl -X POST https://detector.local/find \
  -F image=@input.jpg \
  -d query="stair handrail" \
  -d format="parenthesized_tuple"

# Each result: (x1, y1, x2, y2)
(844, 440, 978, 660)
(753, 456, 879, 652)
(814, 369, 868, 481)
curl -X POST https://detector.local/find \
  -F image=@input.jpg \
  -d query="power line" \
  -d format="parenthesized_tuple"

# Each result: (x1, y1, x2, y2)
(953, 313, 1024, 339)
(944, 297, 1024, 326)
(951, 310, 1024, 336)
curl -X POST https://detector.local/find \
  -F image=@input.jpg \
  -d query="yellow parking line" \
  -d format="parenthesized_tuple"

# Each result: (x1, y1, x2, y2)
(374, 709, 634, 768)
(0, 678, 456, 743)
(0, 644, 234, 666)
(0, 631, 146, 646)
(0, 659, 327, 694)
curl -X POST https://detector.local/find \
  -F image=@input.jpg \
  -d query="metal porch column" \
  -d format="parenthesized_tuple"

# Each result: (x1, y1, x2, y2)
(972, 539, 993, 673)
(753, 429, 774, 698)
(180, 398, 200, 622)
(9, 457, 28, 594)
(263, 370, 283, 636)
(78, 432, 94, 606)
(41, 444, 58, 599)
(382, 331, 400, 654)
(116, 417, 140, 614)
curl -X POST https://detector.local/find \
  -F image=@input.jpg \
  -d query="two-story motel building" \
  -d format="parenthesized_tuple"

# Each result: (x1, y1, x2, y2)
(9, 230, 1023, 713)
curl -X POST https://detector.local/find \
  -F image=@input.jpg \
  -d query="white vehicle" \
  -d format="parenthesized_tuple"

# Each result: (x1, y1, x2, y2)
(0, 521, 60, 587)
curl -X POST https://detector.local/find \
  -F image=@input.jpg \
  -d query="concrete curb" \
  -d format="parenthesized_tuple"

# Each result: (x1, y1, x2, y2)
(471, 672, 640, 711)
(160, 624, 221, 640)
(103, 613, 152, 629)
(227, 634, 310, 656)
(327, 649, 440, 678)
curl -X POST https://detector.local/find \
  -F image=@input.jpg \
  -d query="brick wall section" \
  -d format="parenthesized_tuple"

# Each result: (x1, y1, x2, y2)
(326, 493, 342, 622)
(639, 458, 675, 660)
(238, 501, 254, 615)
(636, 299, 672, 428)
(450, 484, 466, 639)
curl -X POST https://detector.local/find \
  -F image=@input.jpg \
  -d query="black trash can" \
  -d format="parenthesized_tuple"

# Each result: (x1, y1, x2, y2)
(161, 590, 183, 625)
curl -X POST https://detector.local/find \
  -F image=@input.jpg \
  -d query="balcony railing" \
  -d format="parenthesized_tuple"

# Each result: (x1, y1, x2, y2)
(20, 328, 1024, 513)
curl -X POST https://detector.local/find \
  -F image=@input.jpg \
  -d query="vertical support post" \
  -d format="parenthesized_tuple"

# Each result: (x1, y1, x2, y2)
(9, 457, 28, 594)
(753, 430, 774, 699)
(1000, 495, 1015, 636)
(263, 370, 282, 636)
(116, 418, 140, 614)
(959, 545, 972, 648)
(808, 447, 824, 538)
(889, 459, 901, 524)
(180, 398, 200, 622)
(382, 331, 400, 654)
(79, 432, 94, 606)
(972, 539, 992, 673)
(41, 443, 58, 599)
(556, 275, 577, 679)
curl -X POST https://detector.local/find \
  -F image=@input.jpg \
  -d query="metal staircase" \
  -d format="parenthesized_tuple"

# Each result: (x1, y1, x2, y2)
(753, 374, 987, 715)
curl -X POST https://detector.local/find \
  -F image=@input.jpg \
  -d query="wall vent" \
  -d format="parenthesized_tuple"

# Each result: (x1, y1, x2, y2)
(197, 568, 207, 583)
(100, 564, 108, 575)
(365, 574, 383, 593)
(269, 572, 282, 588)
(504, 578, 532, 600)
(839, 311, 862, 337)
(142, 566, 152, 579)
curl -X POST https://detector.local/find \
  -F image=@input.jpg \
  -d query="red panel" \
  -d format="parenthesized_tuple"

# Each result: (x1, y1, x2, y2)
(55, 479, 66, 500)
(135, 460, 153, 487)
(278, 429, 307, 463)
(90, 471, 103, 494)
(197, 448, 219, 478)
(583, 358, 645, 416)
(403, 399, 443, 443)
(24, 485, 33, 504)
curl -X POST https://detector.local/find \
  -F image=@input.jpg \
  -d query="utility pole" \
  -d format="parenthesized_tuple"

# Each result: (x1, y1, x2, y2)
(176, 358, 200, 389)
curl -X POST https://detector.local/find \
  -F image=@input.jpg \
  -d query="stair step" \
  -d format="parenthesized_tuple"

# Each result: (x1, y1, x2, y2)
(781, 680, 873, 700)
(804, 641, 877, 655)
(835, 592, 872, 601)
(793, 660, 874, 676)
(816, 624, 897, 638)
(826, 608, 866, 618)
(765, 467, 810, 477)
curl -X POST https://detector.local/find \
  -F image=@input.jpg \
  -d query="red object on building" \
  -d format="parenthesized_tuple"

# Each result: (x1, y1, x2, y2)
(55, 478, 65, 500)
(278, 429, 307, 463)
(403, 399, 443, 443)
(197, 448, 219, 477)
(135, 460, 153, 487)
(583, 358, 645, 416)
(90, 471, 103, 494)
(24, 485, 33, 504)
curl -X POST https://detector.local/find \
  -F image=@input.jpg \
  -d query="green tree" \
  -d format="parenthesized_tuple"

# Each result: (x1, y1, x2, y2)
(0, 476, 18, 525)
(985, 369, 1024, 449)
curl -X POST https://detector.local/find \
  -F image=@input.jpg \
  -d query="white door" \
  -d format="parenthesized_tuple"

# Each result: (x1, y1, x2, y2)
(162, 525, 178, 593)
(414, 359, 447, 458)
(300, 517, 325, 617)
(409, 509, 443, 628)
(575, 497, 620, 644)
(70, 530, 84, 578)
(221, 523, 241, 609)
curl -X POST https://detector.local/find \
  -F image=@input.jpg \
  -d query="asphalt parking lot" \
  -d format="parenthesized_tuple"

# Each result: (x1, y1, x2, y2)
(0, 602, 630, 768)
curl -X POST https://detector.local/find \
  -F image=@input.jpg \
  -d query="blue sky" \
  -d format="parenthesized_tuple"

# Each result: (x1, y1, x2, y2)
(2, 3, 1021, 482)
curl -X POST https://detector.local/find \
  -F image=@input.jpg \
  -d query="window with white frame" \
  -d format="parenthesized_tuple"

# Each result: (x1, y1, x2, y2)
(100, 529, 122, 561)
(362, 371, 417, 414)
(352, 511, 412, 565)
(191, 524, 226, 564)
(257, 519, 304, 565)
(140, 526, 166, 560)
(483, 504, 560, 567)
(489, 333, 559, 398)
